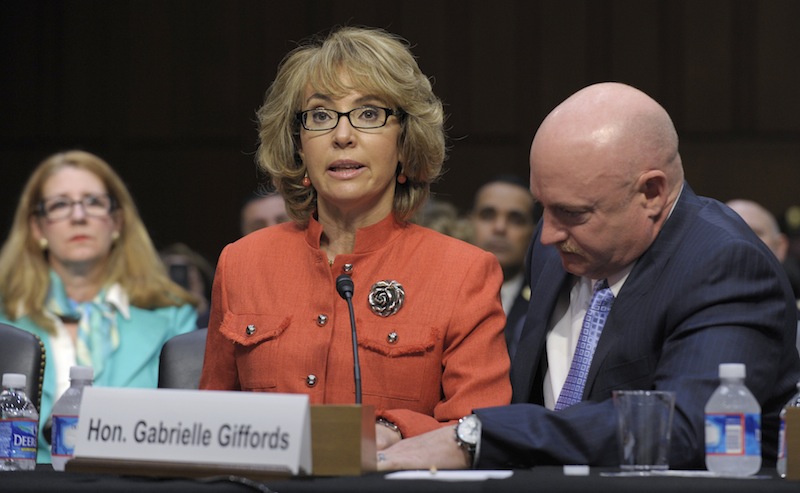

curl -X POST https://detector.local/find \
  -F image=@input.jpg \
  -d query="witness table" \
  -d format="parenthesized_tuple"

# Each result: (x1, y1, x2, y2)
(2, 466, 798, 492)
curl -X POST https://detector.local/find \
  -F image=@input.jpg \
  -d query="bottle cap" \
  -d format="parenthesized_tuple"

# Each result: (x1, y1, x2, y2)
(69, 365, 94, 381)
(2, 373, 26, 388)
(719, 363, 746, 379)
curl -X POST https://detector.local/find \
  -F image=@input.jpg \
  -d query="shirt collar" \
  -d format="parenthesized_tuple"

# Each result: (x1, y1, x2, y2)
(104, 283, 130, 320)
(501, 273, 525, 314)
(598, 264, 634, 298)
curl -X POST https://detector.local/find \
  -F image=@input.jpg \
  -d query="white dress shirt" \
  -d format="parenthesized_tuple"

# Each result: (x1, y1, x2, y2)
(500, 273, 525, 315)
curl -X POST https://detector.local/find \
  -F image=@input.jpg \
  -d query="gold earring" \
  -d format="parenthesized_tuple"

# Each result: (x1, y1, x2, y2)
(39, 238, 48, 250)
(111, 231, 120, 241)
(302, 174, 311, 187)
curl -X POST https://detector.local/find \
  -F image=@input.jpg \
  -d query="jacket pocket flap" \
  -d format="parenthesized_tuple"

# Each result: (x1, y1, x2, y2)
(220, 313, 291, 346)
(358, 325, 439, 357)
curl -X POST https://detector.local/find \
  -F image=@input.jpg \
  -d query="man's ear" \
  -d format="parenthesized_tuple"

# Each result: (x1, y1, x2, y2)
(638, 170, 668, 219)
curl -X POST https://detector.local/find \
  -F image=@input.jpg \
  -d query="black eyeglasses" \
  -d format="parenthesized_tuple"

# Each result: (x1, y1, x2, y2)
(36, 194, 117, 221)
(296, 106, 403, 131)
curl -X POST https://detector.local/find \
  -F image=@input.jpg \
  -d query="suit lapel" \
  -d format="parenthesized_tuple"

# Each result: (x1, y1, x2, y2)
(512, 236, 570, 402)
(505, 285, 530, 352)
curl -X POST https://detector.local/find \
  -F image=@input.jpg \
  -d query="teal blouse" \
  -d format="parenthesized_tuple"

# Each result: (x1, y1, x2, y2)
(0, 298, 197, 462)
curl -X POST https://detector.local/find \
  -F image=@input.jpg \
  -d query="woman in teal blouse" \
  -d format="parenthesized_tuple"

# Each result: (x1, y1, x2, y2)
(0, 150, 198, 462)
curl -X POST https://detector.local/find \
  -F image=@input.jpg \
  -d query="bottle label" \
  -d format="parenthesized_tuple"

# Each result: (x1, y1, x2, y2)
(705, 413, 761, 456)
(0, 419, 39, 460)
(51, 414, 79, 457)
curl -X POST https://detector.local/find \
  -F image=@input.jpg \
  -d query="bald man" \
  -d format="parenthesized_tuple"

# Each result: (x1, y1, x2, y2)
(378, 82, 800, 470)
(727, 199, 800, 299)
(727, 199, 800, 356)
(726, 199, 789, 261)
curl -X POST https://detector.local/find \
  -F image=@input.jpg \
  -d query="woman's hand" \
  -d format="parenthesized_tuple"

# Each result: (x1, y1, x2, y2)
(375, 422, 402, 450)
(376, 425, 470, 471)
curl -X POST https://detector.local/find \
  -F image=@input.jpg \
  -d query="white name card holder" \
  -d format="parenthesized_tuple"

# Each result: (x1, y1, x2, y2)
(67, 387, 311, 479)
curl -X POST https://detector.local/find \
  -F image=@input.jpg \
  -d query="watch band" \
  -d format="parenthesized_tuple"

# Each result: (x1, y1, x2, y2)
(376, 418, 402, 437)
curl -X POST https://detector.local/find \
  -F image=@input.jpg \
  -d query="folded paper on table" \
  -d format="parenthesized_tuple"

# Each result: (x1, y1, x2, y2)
(385, 470, 514, 481)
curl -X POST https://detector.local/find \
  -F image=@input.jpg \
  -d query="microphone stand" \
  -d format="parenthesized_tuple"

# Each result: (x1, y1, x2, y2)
(336, 275, 362, 404)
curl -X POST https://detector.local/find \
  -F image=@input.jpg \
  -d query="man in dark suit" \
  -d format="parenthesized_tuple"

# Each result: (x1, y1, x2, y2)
(378, 82, 800, 470)
(469, 176, 537, 361)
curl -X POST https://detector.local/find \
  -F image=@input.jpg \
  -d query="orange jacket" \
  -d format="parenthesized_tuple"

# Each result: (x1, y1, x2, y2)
(200, 214, 511, 437)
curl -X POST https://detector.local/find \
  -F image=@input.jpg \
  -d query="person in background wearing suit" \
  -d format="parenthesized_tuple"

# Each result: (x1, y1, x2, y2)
(727, 199, 800, 356)
(726, 199, 800, 305)
(0, 150, 198, 462)
(377, 82, 800, 471)
(469, 176, 536, 362)
(200, 26, 511, 453)
(411, 197, 473, 243)
(240, 188, 289, 236)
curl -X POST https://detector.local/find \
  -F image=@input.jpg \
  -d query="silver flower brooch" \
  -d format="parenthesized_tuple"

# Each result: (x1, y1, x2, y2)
(368, 280, 405, 317)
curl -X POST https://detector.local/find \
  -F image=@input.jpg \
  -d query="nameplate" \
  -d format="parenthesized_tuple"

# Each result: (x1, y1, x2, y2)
(72, 387, 311, 475)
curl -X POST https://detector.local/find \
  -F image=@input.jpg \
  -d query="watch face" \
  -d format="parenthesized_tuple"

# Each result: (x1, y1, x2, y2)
(457, 415, 480, 445)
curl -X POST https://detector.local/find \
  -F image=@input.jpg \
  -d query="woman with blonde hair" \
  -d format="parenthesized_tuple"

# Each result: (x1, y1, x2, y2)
(0, 150, 197, 462)
(200, 26, 511, 460)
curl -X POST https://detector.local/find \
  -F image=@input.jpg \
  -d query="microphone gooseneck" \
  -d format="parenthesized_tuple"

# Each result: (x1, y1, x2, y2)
(336, 274, 362, 404)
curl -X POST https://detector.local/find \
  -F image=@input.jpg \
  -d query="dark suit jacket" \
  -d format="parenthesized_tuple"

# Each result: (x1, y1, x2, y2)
(475, 184, 800, 469)
(504, 282, 530, 362)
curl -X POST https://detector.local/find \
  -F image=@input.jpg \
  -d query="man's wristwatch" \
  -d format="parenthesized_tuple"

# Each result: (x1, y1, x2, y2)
(455, 414, 481, 468)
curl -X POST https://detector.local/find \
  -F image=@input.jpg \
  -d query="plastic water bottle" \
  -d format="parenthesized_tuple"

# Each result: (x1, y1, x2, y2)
(704, 363, 761, 476)
(51, 365, 94, 471)
(777, 381, 800, 478)
(0, 373, 39, 471)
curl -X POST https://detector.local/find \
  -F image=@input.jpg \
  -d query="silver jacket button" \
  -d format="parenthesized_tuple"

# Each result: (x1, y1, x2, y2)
(343, 263, 354, 273)
(306, 374, 318, 387)
(245, 324, 256, 335)
(317, 314, 328, 326)
(387, 332, 398, 344)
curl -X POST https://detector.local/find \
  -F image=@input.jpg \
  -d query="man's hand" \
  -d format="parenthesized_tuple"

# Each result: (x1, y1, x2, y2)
(376, 425, 471, 471)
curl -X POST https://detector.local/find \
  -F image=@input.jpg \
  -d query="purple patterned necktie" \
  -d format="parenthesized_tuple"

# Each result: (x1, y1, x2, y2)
(555, 279, 615, 410)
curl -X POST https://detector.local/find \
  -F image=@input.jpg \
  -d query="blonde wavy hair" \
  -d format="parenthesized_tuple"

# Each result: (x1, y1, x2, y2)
(0, 150, 197, 333)
(256, 26, 447, 225)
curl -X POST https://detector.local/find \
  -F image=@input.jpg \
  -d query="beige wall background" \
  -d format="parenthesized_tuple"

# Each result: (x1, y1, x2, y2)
(1, 0, 798, 264)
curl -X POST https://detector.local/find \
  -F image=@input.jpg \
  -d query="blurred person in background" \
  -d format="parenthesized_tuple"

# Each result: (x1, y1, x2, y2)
(727, 199, 800, 303)
(411, 196, 473, 242)
(727, 198, 800, 354)
(0, 150, 198, 462)
(160, 242, 214, 328)
(240, 188, 289, 236)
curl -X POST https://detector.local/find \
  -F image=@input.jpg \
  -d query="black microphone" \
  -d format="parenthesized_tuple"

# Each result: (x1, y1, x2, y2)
(336, 274, 362, 404)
